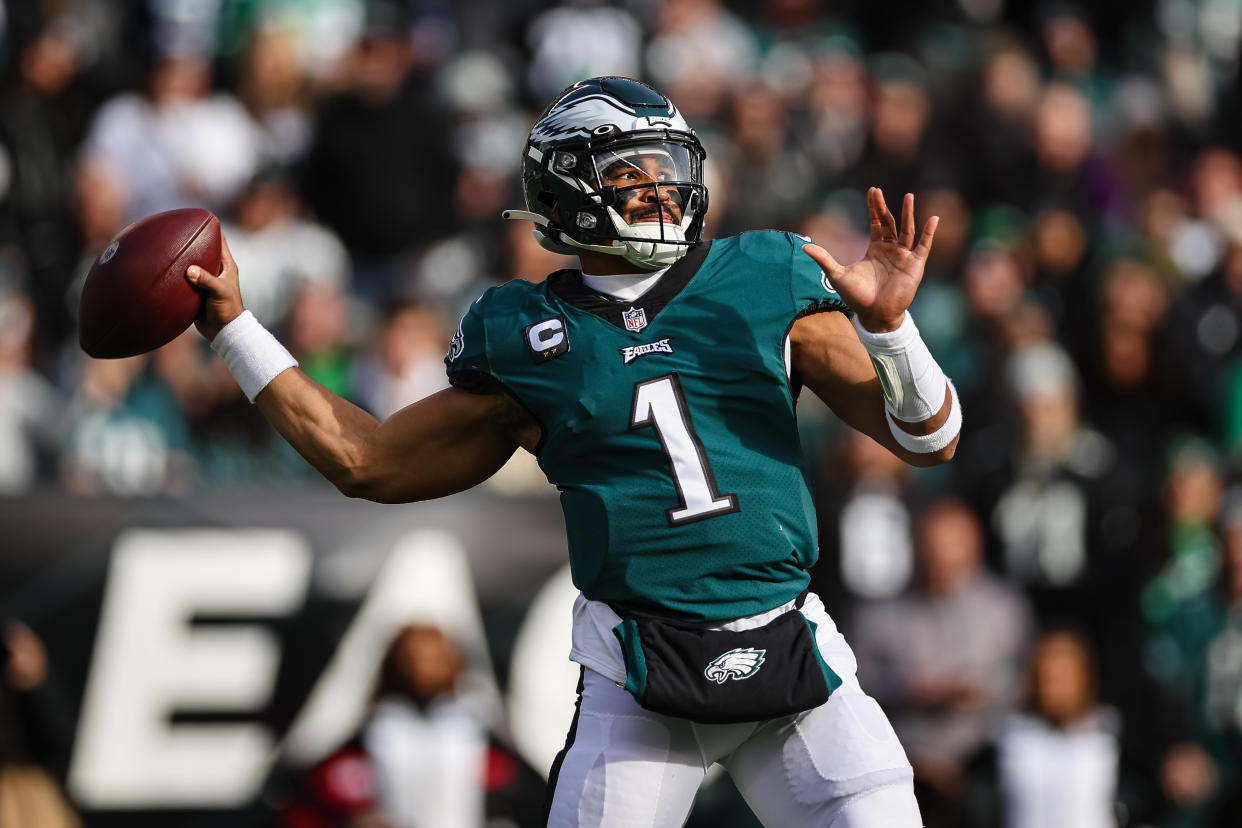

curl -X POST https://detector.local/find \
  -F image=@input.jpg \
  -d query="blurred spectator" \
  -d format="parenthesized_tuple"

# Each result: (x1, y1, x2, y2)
(1037, 3, 1111, 105)
(525, 0, 643, 105)
(1143, 485, 1242, 826)
(714, 80, 816, 235)
(369, 624, 544, 828)
(216, 0, 367, 90)
(966, 32, 1041, 206)
(0, 14, 89, 362)
(234, 23, 314, 166)
(1143, 435, 1227, 633)
(416, 51, 527, 309)
(280, 623, 542, 828)
(975, 629, 1130, 828)
(353, 300, 450, 418)
(917, 184, 973, 285)
(284, 282, 356, 401)
(847, 52, 944, 200)
(224, 165, 351, 329)
(302, 4, 458, 305)
(0, 289, 63, 493)
(943, 229, 1033, 448)
(59, 352, 188, 496)
(59, 330, 236, 495)
(1029, 80, 1128, 223)
(1170, 148, 1242, 283)
(644, 0, 758, 123)
(801, 34, 870, 182)
(77, 45, 261, 230)
(363, 624, 489, 828)
(1028, 200, 1090, 326)
(1169, 165, 1242, 433)
(811, 429, 919, 613)
(0, 619, 79, 827)
(853, 496, 1034, 827)
(1076, 255, 1181, 492)
(988, 340, 1118, 627)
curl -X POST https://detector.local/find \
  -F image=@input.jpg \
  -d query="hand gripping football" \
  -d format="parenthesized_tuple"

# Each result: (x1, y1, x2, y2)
(78, 208, 221, 358)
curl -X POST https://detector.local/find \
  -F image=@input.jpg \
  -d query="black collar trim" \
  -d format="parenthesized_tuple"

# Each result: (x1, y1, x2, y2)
(547, 241, 712, 330)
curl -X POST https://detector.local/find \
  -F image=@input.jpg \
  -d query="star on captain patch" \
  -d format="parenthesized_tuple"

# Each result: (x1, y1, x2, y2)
(622, 306, 648, 332)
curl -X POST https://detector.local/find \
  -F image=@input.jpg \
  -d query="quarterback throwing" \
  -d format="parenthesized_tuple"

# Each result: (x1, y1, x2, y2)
(187, 77, 959, 827)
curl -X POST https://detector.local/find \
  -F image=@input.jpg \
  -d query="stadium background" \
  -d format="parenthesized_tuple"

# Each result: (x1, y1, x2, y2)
(2, 0, 1242, 825)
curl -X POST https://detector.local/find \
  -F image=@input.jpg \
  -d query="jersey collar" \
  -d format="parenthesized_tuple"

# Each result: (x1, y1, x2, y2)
(547, 241, 712, 331)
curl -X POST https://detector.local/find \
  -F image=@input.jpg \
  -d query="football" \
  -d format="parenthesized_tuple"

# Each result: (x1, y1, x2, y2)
(78, 208, 221, 359)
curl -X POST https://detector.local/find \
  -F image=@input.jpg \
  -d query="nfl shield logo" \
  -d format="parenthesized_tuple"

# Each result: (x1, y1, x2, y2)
(622, 306, 648, 332)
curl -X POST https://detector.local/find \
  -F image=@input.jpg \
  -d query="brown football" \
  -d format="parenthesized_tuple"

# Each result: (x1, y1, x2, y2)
(78, 208, 220, 359)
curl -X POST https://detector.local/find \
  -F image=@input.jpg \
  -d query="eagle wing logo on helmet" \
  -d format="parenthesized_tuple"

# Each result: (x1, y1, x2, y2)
(704, 648, 766, 684)
(532, 95, 640, 140)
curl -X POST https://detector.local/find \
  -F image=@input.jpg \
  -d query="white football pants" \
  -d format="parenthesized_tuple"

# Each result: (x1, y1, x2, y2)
(545, 631, 922, 827)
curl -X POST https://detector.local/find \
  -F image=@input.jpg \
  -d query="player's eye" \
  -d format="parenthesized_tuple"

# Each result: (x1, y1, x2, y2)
(601, 165, 637, 184)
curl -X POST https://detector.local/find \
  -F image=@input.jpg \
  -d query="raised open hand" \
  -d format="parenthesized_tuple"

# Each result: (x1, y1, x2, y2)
(802, 188, 938, 333)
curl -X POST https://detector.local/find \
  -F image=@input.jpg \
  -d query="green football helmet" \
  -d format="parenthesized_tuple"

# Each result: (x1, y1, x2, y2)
(503, 77, 708, 271)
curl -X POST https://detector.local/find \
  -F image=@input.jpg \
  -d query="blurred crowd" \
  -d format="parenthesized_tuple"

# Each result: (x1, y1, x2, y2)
(3, 0, 1242, 825)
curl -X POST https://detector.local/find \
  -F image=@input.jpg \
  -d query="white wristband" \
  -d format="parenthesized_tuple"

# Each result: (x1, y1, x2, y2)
(210, 310, 298, 402)
(886, 379, 962, 454)
(853, 311, 948, 423)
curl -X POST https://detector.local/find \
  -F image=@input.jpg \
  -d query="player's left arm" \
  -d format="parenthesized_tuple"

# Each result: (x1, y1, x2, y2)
(796, 187, 960, 467)
(790, 310, 957, 466)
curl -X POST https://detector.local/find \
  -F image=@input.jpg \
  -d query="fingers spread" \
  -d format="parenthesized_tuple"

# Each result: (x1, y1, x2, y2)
(871, 188, 897, 241)
(900, 193, 915, 249)
(914, 216, 940, 261)
(868, 188, 884, 242)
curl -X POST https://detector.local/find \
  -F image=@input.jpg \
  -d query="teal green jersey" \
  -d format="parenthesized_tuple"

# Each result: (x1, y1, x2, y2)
(445, 231, 849, 621)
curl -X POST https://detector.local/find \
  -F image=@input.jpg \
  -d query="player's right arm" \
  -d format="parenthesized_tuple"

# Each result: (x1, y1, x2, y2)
(256, 374, 534, 502)
(187, 234, 538, 504)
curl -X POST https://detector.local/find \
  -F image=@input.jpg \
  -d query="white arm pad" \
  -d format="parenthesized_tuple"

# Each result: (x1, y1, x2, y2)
(853, 311, 962, 454)
(886, 379, 962, 454)
(210, 310, 298, 403)
(852, 311, 948, 422)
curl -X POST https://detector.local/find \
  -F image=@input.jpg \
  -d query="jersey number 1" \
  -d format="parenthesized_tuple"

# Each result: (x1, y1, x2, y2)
(630, 374, 739, 526)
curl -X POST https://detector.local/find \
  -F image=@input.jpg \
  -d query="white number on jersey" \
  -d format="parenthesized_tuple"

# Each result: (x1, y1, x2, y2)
(630, 374, 739, 526)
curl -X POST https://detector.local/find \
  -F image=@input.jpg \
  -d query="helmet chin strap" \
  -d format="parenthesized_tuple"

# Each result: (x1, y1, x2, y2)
(501, 207, 692, 270)
(607, 207, 692, 270)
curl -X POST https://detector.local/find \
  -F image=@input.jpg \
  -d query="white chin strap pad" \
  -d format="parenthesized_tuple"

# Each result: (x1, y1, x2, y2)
(608, 207, 691, 270)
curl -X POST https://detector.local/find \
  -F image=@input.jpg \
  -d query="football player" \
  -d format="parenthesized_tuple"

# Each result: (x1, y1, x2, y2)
(187, 77, 960, 826)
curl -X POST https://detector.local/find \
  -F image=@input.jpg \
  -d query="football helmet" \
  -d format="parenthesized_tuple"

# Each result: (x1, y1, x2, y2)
(503, 77, 708, 271)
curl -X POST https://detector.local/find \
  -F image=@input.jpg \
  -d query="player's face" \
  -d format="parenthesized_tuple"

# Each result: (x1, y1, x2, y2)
(595, 150, 686, 227)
